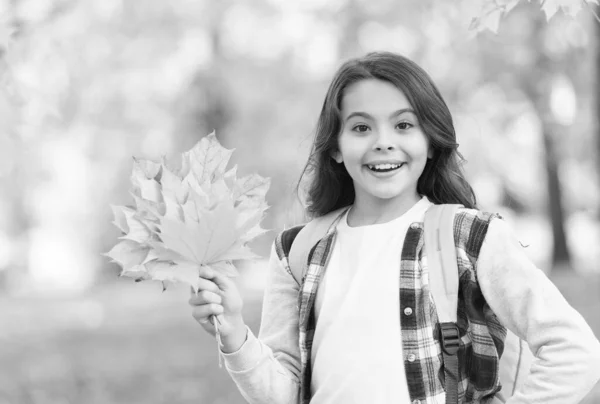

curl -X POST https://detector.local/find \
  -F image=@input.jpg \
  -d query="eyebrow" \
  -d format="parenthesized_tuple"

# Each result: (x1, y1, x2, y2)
(344, 108, 416, 122)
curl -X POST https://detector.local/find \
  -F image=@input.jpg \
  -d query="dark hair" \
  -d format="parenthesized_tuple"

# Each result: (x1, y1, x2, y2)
(297, 51, 477, 217)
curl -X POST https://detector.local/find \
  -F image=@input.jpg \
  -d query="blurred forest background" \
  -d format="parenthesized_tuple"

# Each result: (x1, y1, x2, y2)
(1, 0, 600, 403)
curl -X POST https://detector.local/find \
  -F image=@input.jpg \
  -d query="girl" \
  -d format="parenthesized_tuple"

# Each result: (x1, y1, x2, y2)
(188, 52, 600, 403)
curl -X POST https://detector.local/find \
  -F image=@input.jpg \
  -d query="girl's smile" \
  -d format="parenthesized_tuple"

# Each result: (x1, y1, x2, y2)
(365, 161, 406, 175)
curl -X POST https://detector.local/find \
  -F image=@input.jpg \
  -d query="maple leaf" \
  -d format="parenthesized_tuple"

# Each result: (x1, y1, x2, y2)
(469, 5, 504, 33)
(120, 264, 151, 282)
(208, 261, 239, 277)
(132, 156, 161, 180)
(468, 0, 521, 33)
(211, 240, 258, 263)
(162, 192, 185, 222)
(106, 131, 270, 293)
(468, 0, 599, 32)
(224, 165, 238, 190)
(119, 210, 153, 244)
(110, 205, 132, 234)
(145, 260, 201, 289)
(540, 0, 571, 19)
(145, 242, 189, 263)
(160, 165, 185, 201)
(104, 240, 150, 271)
(234, 173, 271, 206)
(156, 196, 257, 268)
(187, 131, 234, 184)
(130, 204, 161, 237)
(181, 170, 209, 206)
(542, 0, 599, 19)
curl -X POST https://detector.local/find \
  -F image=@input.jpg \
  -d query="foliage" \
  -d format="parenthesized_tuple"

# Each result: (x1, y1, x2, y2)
(469, 0, 600, 32)
(105, 132, 270, 292)
(0, 0, 596, 294)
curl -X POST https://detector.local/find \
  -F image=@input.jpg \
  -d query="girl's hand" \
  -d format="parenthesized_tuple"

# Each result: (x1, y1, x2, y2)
(188, 265, 247, 352)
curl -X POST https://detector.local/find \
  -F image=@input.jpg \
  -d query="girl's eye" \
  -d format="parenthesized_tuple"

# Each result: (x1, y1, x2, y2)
(396, 122, 413, 130)
(352, 124, 370, 133)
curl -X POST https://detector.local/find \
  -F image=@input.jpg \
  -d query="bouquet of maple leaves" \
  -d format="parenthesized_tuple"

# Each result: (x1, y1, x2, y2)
(105, 132, 269, 360)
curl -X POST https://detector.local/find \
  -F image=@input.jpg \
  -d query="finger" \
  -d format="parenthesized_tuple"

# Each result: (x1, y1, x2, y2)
(188, 278, 221, 295)
(191, 303, 224, 320)
(188, 290, 222, 306)
(199, 267, 235, 292)
(198, 265, 214, 279)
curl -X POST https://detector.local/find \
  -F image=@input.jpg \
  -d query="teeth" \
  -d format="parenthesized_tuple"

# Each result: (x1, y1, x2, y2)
(368, 163, 403, 170)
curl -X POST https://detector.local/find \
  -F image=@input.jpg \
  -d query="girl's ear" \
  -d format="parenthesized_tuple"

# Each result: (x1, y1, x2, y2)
(331, 150, 343, 163)
(427, 147, 434, 159)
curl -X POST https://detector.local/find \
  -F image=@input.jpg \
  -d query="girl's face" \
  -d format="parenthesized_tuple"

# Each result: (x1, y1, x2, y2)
(333, 78, 432, 208)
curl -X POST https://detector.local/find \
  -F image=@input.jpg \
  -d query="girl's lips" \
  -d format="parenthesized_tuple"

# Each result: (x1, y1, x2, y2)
(363, 163, 405, 177)
(365, 161, 405, 168)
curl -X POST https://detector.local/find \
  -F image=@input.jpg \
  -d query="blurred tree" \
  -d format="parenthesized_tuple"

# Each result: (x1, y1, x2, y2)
(2, 0, 597, 293)
(471, 1, 593, 271)
(338, 0, 368, 58)
(520, 14, 572, 270)
(0, 6, 31, 293)
(177, 0, 233, 148)
(178, 31, 231, 145)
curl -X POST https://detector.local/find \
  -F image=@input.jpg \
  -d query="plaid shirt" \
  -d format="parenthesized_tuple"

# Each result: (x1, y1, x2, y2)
(276, 207, 506, 404)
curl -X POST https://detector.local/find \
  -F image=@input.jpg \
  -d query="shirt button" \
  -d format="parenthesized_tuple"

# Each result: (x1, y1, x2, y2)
(407, 353, 416, 362)
(410, 223, 419, 229)
(404, 307, 413, 316)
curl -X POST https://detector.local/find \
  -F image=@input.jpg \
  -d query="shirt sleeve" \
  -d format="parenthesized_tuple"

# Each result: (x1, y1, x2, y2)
(219, 242, 301, 404)
(476, 217, 600, 404)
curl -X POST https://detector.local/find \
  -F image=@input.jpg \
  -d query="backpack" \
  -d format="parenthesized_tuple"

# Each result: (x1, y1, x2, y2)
(287, 204, 533, 403)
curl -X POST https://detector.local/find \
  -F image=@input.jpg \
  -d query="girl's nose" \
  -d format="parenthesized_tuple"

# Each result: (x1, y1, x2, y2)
(373, 130, 396, 151)
(375, 144, 395, 151)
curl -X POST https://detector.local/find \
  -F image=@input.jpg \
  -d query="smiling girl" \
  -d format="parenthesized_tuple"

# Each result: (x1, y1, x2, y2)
(188, 52, 600, 403)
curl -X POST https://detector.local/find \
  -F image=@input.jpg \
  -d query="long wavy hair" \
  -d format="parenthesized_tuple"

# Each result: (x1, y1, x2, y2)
(297, 51, 477, 218)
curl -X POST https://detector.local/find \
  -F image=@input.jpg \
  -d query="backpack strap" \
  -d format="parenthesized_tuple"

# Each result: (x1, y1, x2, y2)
(424, 203, 463, 404)
(288, 206, 349, 285)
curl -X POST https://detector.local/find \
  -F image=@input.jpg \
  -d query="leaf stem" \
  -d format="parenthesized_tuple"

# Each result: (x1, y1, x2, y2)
(212, 314, 223, 368)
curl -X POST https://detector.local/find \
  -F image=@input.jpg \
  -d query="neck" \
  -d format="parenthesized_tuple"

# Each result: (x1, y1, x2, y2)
(347, 192, 422, 227)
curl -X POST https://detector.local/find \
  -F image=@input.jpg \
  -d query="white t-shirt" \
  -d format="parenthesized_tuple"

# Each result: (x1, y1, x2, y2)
(310, 196, 433, 404)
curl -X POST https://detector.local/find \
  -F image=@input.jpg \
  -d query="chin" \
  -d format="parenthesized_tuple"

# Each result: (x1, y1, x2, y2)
(369, 188, 409, 201)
